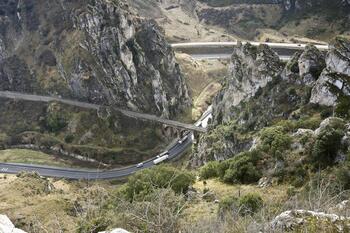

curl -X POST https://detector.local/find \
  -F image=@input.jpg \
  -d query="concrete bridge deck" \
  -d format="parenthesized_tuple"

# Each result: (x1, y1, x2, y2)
(0, 91, 207, 133)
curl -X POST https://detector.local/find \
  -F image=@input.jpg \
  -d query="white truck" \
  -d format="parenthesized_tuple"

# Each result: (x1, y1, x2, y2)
(156, 151, 169, 158)
(153, 154, 169, 165)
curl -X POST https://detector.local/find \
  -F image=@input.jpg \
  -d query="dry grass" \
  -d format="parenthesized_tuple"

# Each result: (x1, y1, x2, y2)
(0, 174, 115, 233)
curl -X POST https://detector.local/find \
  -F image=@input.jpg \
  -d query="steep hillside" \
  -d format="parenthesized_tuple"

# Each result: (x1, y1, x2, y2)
(0, 0, 190, 117)
(196, 0, 350, 41)
(0, 0, 191, 166)
(129, 0, 238, 42)
(192, 37, 350, 166)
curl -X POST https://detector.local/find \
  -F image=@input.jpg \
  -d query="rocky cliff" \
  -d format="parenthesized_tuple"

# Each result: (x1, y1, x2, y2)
(0, 0, 191, 166)
(0, 0, 190, 118)
(192, 37, 350, 166)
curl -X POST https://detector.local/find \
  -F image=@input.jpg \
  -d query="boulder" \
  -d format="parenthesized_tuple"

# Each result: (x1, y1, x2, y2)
(314, 117, 345, 136)
(257, 177, 272, 188)
(0, 215, 26, 233)
(270, 210, 350, 232)
(99, 229, 130, 233)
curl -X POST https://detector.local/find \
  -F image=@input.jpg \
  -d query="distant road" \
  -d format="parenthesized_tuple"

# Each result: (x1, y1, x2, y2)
(0, 91, 206, 133)
(171, 41, 329, 60)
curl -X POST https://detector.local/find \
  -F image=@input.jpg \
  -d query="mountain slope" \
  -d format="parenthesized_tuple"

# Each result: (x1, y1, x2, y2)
(0, 0, 191, 165)
(0, 0, 190, 117)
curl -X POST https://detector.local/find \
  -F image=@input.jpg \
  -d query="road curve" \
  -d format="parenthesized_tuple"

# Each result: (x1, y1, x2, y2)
(171, 41, 329, 60)
(0, 110, 212, 179)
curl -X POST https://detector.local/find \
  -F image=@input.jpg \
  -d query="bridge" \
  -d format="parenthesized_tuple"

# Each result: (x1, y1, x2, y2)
(0, 91, 207, 133)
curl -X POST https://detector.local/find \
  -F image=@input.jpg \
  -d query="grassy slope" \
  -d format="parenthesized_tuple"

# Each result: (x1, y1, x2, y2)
(0, 149, 78, 167)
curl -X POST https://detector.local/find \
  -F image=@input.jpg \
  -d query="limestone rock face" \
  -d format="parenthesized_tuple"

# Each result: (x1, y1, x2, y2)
(213, 42, 282, 125)
(310, 37, 350, 106)
(193, 38, 350, 166)
(0, 0, 190, 118)
(298, 45, 325, 85)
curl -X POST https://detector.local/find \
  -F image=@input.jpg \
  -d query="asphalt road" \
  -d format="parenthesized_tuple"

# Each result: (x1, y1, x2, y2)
(172, 41, 329, 60)
(0, 136, 193, 179)
(0, 111, 209, 179)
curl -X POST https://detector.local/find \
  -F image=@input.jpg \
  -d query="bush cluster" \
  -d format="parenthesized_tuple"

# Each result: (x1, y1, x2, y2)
(311, 124, 345, 168)
(46, 111, 68, 132)
(260, 126, 291, 158)
(124, 166, 195, 201)
(219, 193, 263, 217)
(200, 151, 261, 184)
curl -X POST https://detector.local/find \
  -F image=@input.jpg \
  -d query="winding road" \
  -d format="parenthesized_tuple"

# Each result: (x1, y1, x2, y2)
(0, 108, 212, 179)
(0, 41, 328, 179)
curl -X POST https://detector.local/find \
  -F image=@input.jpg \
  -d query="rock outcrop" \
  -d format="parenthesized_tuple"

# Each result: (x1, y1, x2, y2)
(192, 38, 350, 166)
(310, 37, 350, 106)
(0, 0, 190, 118)
(213, 42, 283, 125)
(270, 210, 350, 232)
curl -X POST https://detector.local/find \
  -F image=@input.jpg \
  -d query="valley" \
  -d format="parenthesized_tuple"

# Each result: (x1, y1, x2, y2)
(0, 0, 349, 233)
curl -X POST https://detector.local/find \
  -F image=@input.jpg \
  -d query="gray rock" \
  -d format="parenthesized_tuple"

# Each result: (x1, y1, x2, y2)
(0, 215, 26, 233)
(270, 210, 350, 232)
(298, 45, 325, 85)
(213, 42, 282, 125)
(314, 117, 345, 136)
(257, 177, 272, 188)
(99, 229, 130, 233)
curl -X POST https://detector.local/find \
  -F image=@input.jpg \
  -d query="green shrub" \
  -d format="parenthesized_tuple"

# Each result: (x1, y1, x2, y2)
(64, 134, 74, 143)
(77, 215, 111, 233)
(335, 96, 350, 119)
(312, 128, 344, 168)
(334, 166, 350, 190)
(260, 126, 291, 158)
(287, 186, 297, 197)
(238, 193, 263, 216)
(200, 161, 220, 179)
(124, 166, 195, 201)
(219, 196, 238, 214)
(222, 151, 261, 184)
(223, 160, 261, 184)
(321, 108, 333, 119)
(296, 117, 322, 130)
(46, 111, 68, 132)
